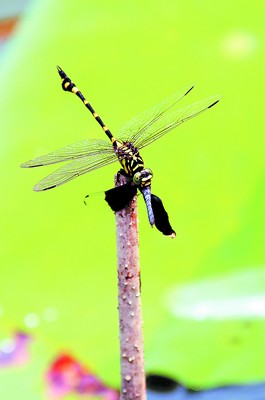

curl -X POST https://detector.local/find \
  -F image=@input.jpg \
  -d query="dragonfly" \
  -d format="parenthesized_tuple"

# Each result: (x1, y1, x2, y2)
(21, 67, 220, 237)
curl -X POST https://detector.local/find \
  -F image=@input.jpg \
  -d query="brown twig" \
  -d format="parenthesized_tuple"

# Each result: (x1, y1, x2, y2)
(115, 173, 146, 400)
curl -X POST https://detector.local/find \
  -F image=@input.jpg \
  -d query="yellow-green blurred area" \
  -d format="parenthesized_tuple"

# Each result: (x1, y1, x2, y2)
(0, 0, 264, 398)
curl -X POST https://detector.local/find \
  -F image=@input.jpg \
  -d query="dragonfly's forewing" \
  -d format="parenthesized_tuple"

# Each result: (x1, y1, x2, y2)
(33, 152, 117, 191)
(132, 95, 221, 149)
(21, 138, 113, 167)
(117, 84, 194, 143)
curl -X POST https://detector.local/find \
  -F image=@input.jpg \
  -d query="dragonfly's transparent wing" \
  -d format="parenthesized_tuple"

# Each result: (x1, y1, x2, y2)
(21, 138, 113, 167)
(33, 152, 117, 191)
(133, 95, 220, 149)
(117, 84, 194, 143)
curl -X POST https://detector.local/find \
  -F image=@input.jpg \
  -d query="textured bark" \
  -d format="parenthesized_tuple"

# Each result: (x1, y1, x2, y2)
(115, 173, 146, 400)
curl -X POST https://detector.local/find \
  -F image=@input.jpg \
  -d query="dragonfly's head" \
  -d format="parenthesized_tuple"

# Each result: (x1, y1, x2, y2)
(133, 168, 153, 188)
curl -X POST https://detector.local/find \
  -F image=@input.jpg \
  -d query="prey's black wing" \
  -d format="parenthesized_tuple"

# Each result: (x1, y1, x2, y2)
(105, 184, 137, 211)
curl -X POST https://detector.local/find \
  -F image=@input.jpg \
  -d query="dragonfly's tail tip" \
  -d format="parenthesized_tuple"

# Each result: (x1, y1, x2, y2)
(56, 65, 65, 78)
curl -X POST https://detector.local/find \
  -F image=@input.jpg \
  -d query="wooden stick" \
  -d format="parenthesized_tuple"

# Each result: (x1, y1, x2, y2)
(115, 173, 146, 400)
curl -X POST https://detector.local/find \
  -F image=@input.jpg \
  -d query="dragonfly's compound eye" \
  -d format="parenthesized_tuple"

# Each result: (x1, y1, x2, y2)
(133, 172, 142, 185)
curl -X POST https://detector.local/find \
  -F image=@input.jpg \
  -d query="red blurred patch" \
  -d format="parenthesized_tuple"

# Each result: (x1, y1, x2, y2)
(46, 353, 119, 399)
(0, 18, 18, 39)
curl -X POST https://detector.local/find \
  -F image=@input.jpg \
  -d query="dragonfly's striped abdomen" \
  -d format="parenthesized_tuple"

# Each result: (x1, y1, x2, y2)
(57, 66, 154, 222)
(57, 66, 113, 142)
(57, 66, 149, 183)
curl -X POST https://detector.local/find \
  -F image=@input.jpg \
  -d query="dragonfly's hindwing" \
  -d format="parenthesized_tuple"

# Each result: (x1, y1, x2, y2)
(117, 84, 195, 144)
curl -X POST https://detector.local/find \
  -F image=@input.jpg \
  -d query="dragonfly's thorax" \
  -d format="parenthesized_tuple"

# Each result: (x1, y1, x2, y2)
(112, 139, 144, 177)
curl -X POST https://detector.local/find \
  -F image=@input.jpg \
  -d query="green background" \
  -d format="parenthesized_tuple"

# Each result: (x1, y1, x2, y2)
(0, 0, 264, 398)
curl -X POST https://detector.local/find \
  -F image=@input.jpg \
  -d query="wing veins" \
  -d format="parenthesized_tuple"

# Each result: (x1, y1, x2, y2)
(117, 84, 194, 143)
(134, 96, 221, 149)
(33, 152, 117, 191)
(21, 139, 112, 168)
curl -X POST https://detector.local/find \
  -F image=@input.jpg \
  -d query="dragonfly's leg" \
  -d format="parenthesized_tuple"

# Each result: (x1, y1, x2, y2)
(117, 168, 128, 178)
